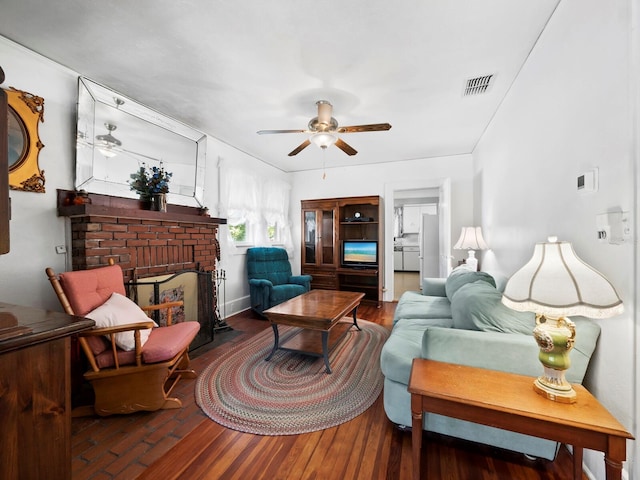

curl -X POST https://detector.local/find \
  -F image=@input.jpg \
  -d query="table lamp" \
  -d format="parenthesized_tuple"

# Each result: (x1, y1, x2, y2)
(453, 226, 489, 271)
(502, 236, 623, 403)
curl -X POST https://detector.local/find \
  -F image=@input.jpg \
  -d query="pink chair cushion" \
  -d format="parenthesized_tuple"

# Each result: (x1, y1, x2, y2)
(59, 264, 127, 356)
(93, 321, 200, 369)
(59, 265, 126, 316)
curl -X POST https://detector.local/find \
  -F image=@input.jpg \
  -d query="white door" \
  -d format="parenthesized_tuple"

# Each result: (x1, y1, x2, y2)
(419, 213, 440, 279)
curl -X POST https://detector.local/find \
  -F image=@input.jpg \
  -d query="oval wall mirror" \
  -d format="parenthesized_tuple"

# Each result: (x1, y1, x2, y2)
(76, 77, 206, 207)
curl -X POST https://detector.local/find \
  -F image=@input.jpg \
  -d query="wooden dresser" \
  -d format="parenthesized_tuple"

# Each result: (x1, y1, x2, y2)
(0, 302, 94, 480)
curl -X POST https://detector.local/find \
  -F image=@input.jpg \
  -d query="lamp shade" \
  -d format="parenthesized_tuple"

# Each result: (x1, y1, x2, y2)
(502, 237, 623, 319)
(453, 227, 489, 250)
(310, 132, 337, 149)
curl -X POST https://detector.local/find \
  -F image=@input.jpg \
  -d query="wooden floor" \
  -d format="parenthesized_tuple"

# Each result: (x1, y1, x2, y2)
(71, 302, 586, 480)
(394, 271, 421, 300)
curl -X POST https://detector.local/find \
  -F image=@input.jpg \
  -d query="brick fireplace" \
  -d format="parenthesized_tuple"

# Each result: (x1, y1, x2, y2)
(56, 189, 227, 354)
(57, 189, 225, 282)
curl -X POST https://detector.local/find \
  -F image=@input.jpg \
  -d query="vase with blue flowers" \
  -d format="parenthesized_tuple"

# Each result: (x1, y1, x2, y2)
(129, 163, 173, 212)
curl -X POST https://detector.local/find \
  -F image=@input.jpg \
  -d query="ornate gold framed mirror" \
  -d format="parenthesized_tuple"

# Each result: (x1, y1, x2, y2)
(6, 87, 45, 192)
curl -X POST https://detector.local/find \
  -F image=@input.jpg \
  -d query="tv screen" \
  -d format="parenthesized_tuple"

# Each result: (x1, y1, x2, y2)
(342, 240, 378, 267)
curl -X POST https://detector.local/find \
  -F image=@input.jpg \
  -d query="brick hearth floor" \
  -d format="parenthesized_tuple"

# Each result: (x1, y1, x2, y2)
(71, 319, 262, 480)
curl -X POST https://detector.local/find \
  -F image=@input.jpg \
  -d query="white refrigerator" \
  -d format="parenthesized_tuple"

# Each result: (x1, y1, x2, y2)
(419, 213, 440, 279)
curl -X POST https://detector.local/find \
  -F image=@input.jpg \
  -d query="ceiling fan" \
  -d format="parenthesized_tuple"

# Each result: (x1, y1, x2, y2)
(257, 100, 391, 156)
(92, 122, 162, 162)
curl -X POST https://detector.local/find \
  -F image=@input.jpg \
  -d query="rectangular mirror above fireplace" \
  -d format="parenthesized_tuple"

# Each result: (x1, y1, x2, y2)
(75, 77, 206, 208)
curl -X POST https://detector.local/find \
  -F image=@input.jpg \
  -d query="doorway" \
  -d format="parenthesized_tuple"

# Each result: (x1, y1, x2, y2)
(384, 178, 451, 303)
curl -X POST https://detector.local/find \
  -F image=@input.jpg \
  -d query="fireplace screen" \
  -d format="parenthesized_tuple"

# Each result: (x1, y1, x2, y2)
(128, 270, 215, 351)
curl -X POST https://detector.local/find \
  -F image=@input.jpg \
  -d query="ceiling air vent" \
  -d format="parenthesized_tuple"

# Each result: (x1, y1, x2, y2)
(463, 74, 494, 96)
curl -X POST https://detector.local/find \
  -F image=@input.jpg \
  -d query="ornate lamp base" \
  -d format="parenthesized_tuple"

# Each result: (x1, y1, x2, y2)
(533, 365, 577, 403)
(532, 315, 577, 404)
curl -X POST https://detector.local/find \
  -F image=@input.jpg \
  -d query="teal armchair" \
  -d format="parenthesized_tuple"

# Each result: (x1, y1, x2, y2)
(247, 247, 312, 316)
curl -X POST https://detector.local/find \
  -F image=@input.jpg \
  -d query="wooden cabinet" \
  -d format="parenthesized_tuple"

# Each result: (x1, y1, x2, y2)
(0, 302, 94, 480)
(301, 200, 339, 290)
(301, 196, 383, 305)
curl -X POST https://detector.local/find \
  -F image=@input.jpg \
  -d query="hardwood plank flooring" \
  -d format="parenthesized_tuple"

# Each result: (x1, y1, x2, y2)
(72, 302, 586, 480)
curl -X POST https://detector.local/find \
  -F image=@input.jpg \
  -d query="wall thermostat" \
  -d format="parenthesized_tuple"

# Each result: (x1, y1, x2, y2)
(577, 168, 598, 193)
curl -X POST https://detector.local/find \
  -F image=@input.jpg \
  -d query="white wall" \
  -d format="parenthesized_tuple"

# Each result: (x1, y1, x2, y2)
(473, 0, 636, 477)
(0, 39, 78, 309)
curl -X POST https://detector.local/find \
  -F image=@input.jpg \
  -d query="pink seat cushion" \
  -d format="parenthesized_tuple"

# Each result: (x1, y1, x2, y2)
(93, 321, 200, 369)
(143, 321, 200, 363)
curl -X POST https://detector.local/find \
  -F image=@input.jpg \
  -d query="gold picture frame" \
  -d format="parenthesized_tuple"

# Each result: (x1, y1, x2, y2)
(6, 87, 45, 192)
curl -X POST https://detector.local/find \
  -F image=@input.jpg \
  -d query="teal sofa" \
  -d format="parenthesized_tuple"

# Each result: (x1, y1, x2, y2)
(247, 247, 312, 316)
(380, 267, 601, 460)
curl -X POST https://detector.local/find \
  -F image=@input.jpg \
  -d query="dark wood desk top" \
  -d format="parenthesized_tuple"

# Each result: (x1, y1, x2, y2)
(0, 302, 95, 354)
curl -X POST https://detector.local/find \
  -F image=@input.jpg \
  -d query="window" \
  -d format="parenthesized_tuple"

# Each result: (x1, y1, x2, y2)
(267, 221, 283, 244)
(229, 223, 247, 243)
(221, 165, 293, 252)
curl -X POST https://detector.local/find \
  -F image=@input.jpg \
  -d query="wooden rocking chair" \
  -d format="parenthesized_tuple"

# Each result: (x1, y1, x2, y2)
(46, 260, 200, 416)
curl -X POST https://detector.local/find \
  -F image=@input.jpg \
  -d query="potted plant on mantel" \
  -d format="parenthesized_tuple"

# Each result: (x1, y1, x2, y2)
(129, 163, 172, 212)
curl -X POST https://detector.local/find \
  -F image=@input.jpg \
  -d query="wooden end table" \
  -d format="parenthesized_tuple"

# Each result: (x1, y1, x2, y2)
(263, 290, 364, 373)
(408, 359, 633, 480)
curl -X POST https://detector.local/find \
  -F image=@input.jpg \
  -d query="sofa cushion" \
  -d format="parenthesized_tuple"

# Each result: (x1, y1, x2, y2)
(445, 268, 496, 301)
(393, 291, 453, 324)
(451, 280, 534, 334)
(421, 277, 446, 297)
(380, 317, 453, 385)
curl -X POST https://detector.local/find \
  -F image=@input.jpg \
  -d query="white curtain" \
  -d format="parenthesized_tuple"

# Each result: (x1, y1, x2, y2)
(261, 179, 294, 255)
(219, 163, 293, 255)
(224, 167, 260, 228)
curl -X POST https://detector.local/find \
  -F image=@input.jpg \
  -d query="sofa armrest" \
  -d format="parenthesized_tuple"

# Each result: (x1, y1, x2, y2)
(421, 327, 544, 378)
(249, 278, 273, 289)
(422, 278, 446, 297)
(248, 278, 273, 315)
(289, 274, 312, 291)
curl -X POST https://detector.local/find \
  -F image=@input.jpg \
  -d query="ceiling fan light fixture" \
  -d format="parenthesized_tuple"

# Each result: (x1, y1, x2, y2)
(310, 132, 337, 150)
(95, 123, 122, 148)
(98, 146, 118, 158)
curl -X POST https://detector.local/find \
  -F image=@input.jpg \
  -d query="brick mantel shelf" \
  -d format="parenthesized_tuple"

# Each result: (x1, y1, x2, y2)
(56, 189, 227, 281)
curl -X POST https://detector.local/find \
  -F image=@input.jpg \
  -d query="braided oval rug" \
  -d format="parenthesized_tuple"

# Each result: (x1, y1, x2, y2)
(195, 319, 389, 436)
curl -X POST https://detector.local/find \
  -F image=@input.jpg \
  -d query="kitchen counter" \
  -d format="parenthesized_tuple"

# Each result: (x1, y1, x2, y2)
(394, 245, 420, 271)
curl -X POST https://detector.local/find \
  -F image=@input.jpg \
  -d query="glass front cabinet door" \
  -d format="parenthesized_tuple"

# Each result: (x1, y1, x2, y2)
(301, 200, 338, 289)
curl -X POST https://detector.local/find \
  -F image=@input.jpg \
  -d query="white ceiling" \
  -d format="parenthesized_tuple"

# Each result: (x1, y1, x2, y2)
(0, 0, 559, 173)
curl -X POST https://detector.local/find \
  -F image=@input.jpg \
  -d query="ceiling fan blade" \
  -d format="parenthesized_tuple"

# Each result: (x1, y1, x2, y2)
(335, 138, 358, 156)
(257, 129, 307, 135)
(288, 139, 311, 156)
(337, 123, 392, 133)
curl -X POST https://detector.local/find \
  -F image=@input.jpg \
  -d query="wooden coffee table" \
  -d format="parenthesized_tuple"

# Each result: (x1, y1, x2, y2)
(263, 290, 365, 373)
(408, 359, 633, 480)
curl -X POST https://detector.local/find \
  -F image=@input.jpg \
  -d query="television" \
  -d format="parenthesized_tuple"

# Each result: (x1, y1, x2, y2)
(341, 240, 378, 268)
